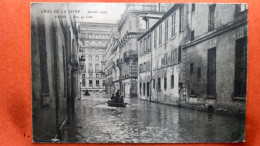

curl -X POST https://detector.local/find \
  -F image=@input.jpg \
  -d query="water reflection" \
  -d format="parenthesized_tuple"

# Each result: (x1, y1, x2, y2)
(62, 93, 245, 143)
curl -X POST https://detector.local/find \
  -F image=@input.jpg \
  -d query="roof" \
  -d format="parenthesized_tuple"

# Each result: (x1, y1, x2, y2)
(138, 4, 183, 41)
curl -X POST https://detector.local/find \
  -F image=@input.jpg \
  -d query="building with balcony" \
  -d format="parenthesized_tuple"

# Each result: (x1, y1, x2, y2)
(117, 3, 169, 98)
(78, 22, 117, 93)
(104, 33, 120, 94)
(138, 3, 248, 116)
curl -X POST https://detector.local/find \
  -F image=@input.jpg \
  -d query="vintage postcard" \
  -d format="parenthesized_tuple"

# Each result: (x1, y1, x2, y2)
(31, 3, 248, 143)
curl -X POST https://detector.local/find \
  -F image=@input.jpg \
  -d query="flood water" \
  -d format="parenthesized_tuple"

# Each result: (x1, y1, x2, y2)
(62, 92, 245, 143)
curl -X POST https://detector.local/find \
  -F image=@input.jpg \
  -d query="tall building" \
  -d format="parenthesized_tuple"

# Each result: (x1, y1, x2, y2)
(104, 33, 120, 94)
(78, 22, 117, 93)
(31, 3, 80, 141)
(138, 4, 248, 115)
(116, 3, 169, 98)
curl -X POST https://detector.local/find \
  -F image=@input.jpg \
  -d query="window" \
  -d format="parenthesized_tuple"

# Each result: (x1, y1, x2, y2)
(89, 80, 93, 86)
(82, 74, 85, 78)
(143, 83, 146, 95)
(147, 35, 151, 52)
(153, 79, 155, 89)
(96, 80, 99, 86)
(164, 77, 167, 90)
(140, 40, 143, 56)
(209, 4, 216, 31)
(159, 24, 162, 46)
(140, 83, 142, 94)
(171, 75, 174, 89)
(82, 79, 86, 87)
(171, 13, 176, 37)
(165, 19, 169, 41)
(144, 38, 147, 53)
(95, 64, 100, 73)
(89, 63, 93, 72)
(96, 55, 99, 61)
(190, 63, 194, 74)
(179, 5, 184, 32)
(207, 47, 216, 96)
(89, 74, 92, 78)
(89, 55, 92, 61)
(191, 4, 195, 13)
(154, 29, 157, 48)
(191, 30, 194, 41)
(178, 46, 182, 62)
(234, 37, 247, 97)
(165, 53, 168, 65)
(197, 68, 201, 79)
(147, 82, 150, 97)
(96, 74, 99, 78)
(158, 78, 161, 91)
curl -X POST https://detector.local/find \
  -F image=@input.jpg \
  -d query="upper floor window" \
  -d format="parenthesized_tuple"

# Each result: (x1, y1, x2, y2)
(165, 19, 169, 41)
(147, 35, 151, 52)
(208, 4, 216, 31)
(171, 13, 176, 37)
(154, 28, 157, 49)
(159, 24, 162, 46)
(179, 5, 185, 32)
(191, 4, 195, 13)
(95, 55, 99, 61)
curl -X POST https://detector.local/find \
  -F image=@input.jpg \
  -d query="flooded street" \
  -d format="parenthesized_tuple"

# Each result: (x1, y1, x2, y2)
(62, 92, 245, 143)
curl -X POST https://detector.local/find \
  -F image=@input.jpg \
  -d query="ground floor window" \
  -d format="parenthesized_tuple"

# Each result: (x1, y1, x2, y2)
(143, 83, 146, 95)
(207, 47, 216, 97)
(140, 83, 142, 94)
(147, 82, 150, 97)
(234, 37, 247, 97)
(171, 75, 174, 89)
(164, 77, 167, 90)
(158, 78, 161, 92)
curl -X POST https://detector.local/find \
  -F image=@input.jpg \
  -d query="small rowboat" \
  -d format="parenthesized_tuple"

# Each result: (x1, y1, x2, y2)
(107, 100, 127, 107)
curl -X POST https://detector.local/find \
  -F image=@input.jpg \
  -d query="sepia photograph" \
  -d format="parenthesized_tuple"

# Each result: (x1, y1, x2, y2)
(31, 3, 248, 143)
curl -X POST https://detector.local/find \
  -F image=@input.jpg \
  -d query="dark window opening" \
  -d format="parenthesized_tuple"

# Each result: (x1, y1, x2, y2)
(153, 79, 155, 89)
(178, 46, 182, 63)
(143, 83, 146, 95)
(191, 30, 194, 41)
(234, 37, 247, 97)
(147, 82, 150, 97)
(140, 83, 142, 94)
(207, 47, 216, 96)
(158, 78, 161, 92)
(197, 68, 201, 79)
(171, 75, 174, 89)
(192, 4, 195, 13)
(190, 63, 194, 74)
(209, 4, 216, 31)
(164, 77, 167, 90)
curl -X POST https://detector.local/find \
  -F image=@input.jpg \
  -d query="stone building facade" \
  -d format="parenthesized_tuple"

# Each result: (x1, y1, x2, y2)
(78, 22, 116, 93)
(31, 3, 80, 141)
(116, 3, 169, 98)
(104, 33, 120, 94)
(138, 4, 248, 115)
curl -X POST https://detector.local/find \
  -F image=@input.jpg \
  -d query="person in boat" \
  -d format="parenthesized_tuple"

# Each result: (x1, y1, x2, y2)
(111, 94, 115, 101)
(84, 89, 90, 95)
(115, 90, 120, 103)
